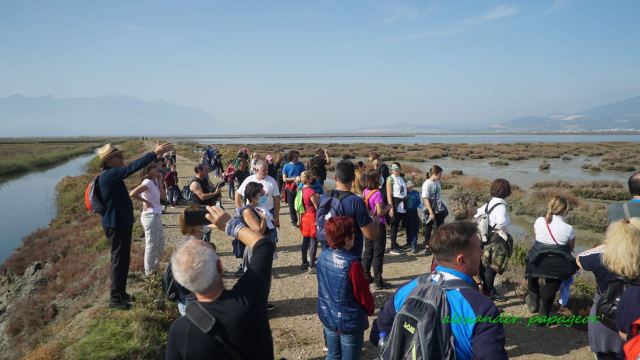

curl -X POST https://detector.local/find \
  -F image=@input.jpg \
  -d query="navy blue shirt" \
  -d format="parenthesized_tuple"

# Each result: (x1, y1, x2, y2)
(332, 190, 372, 258)
(98, 152, 157, 228)
(617, 286, 640, 337)
(578, 247, 619, 294)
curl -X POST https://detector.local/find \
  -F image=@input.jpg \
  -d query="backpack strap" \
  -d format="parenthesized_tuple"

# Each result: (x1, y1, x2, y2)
(623, 202, 631, 220)
(364, 189, 379, 212)
(185, 302, 243, 360)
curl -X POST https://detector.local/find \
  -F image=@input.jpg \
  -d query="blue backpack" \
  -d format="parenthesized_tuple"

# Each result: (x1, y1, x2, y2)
(316, 190, 356, 242)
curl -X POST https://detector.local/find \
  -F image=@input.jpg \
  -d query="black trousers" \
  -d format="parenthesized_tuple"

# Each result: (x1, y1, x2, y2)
(480, 262, 498, 295)
(423, 212, 446, 247)
(286, 188, 298, 225)
(103, 224, 133, 301)
(301, 237, 318, 267)
(389, 212, 406, 249)
(363, 222, 387, 285)
(527, 277, 563, 316)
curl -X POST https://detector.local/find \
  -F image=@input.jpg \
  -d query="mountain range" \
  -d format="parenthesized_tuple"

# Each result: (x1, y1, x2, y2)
(0, 94, 221, 137)
(1, 93, 639, 136)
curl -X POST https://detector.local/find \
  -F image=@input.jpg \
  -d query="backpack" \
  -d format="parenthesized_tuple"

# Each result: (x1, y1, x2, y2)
(316, 190, 357, 242)
(84, 173, 105, 215)
(182, 179, 195, 202)
(623, 318, 640, 360)
(379, 272, 476, 360)
(161, 260, 190, 303)
(475, 202, 504, 243)
(596, 276, 638, 331)
(295, 188, 306, 215)
(482, 233, 514, 274)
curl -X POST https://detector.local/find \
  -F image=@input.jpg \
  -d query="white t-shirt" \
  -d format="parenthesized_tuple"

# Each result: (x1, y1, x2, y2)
(475, 197, 510, 231)
(141, 179, 163, 214)
(388, 175, 407, 213)
(421, 178, 444, 212)
(236, 175, 281, 211)
(534, 215, 575, 246)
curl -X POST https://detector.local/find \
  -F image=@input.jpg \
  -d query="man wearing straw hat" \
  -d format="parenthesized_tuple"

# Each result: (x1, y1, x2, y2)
(97, 141, 173, 309)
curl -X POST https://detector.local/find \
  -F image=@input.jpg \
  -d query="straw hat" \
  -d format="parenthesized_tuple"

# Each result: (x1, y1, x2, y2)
(98, 143, 122, 165)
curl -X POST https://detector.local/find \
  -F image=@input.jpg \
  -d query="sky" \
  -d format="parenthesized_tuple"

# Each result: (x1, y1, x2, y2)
(1, 0, 640, 133)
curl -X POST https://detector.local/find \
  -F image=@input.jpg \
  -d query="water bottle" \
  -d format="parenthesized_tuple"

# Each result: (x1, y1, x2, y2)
(378, 331, 387, 353)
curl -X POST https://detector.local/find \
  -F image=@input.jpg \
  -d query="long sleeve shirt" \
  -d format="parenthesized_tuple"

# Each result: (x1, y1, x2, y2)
(98, 151, 157, 228)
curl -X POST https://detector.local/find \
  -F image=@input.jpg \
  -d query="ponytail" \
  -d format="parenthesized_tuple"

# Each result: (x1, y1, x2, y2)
(545, 195, 571, 224)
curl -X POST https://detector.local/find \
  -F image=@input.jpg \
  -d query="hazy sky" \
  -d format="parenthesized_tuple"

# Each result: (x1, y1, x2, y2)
(1, 0, 640, 133)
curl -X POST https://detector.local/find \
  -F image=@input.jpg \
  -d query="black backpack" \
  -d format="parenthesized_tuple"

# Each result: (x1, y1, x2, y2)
(162, 261, 190, 303)
(596, 276, 639, 330)
(379, 272, 475, 360)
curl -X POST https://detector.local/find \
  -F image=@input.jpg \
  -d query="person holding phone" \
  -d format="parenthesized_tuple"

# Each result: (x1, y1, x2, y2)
(190, 163, 223, 207)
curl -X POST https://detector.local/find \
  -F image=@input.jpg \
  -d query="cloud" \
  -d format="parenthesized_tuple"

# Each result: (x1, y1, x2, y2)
(458, 5, 518, 26)
(381, 2, 419, 24)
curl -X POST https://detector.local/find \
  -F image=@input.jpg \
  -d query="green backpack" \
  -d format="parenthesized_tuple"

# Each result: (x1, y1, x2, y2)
(294, 189, 306, 215)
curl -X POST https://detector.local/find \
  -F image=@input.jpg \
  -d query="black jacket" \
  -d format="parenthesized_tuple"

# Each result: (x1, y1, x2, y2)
(525, 241, 577, 280)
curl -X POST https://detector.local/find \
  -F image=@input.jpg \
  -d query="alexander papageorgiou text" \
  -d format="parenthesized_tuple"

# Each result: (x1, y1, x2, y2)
(442, 313, 600, 327)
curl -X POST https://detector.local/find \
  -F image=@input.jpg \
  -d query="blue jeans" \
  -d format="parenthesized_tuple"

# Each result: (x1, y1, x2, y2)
(167, 185, 180, 205)
(323, 326, 364, 360)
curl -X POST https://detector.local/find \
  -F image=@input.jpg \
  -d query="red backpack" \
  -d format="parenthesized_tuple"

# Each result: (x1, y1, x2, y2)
(624, 318, 640, 360)
(84, 173, 106, 215)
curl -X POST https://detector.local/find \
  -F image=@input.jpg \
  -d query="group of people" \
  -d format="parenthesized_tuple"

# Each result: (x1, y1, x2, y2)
(94, 141, 640, 360)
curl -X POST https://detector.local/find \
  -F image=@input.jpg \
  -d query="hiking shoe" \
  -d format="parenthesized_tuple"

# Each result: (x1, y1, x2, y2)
(365, 274, 374, 283)
(308, 266, 316, 274)
(301, 262, 309, 270)
(122, 293, 136, 302)
(526, 293, 540, 313)
(374, 281, 391, 290)
(233, 266, 245, 277)
(267, 303, 277, 311)
(400, 243, 412, 250)
(389, 248, 404, 255)
(411, 247, 419, 254)
(108, 296, 131, 310)
(490, 291, 507, 302)
(424, 246, 433, 256)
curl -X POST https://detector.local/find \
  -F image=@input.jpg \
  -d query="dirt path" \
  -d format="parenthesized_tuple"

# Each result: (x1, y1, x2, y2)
(163, 153, 593, 360)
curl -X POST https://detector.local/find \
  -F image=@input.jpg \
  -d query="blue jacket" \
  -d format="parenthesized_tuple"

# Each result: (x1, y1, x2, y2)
(371, 266, 508, 360)
(98, 152, 157, 228)
(317, 248, 369, 334)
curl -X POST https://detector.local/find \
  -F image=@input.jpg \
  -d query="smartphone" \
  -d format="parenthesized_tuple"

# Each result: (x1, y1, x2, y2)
(183, 207, 211, 226)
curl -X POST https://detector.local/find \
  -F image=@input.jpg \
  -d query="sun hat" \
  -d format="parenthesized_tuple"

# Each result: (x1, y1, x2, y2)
(266, 154, 273, 161)
(97, 144, 122, 165)
(406, 180, 415, 188)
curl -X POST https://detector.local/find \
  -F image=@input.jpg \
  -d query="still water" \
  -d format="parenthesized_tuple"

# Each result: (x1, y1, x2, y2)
(183, 134, 640, 145)
(0, 153, 96, 264)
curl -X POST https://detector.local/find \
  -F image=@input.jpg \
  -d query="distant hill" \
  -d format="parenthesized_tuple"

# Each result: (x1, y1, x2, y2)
(353, 122, 450, 133)
(492, 95, 640, 132)
(0, 94, 222, 137)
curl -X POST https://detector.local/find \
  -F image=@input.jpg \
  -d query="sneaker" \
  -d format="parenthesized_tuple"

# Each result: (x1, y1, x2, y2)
(365, 274, 374, 283)
(400, 243, 412, 250)
(424, 246, 433, 256)
(308, 266, 316, 274)
(122, 293, 136, 302)
(389, 248, 404, 255)
(411, 247, 419, 254)
(267, 303, 277, 311)
(301, 262, 309, 270)
(374, 281, 391, 290)
(323, 345, 328, 352)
